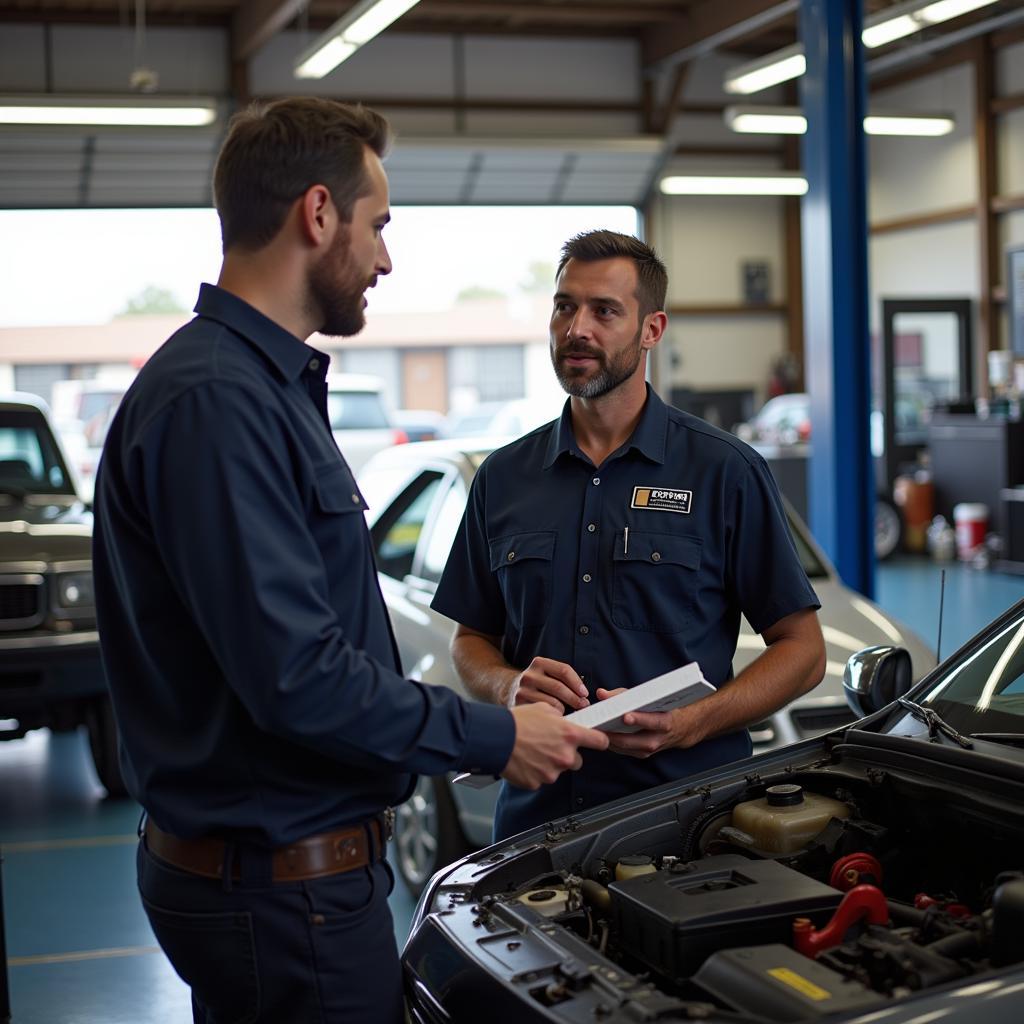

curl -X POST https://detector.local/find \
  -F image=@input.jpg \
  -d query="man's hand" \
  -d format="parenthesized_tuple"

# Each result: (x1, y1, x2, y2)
(595, 687, 708, 759)
(503, 703, 609, 789)
(513, 657, 590, 711)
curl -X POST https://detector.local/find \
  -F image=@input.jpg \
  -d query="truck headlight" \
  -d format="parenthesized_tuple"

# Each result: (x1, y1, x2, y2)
(53, 570, 95, 614)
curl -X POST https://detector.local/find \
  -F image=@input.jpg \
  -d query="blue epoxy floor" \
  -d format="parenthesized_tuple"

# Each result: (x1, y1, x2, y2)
(1, 555, 1021, 1022)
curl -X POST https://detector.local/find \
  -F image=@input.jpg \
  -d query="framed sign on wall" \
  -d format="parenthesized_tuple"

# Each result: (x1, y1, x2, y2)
(1009, 245, 1024, 357)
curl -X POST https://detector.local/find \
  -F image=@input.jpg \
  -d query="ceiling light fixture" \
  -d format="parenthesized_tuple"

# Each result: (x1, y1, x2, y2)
(659, 173, 809, 196)
(724, 105, 955, 136)
(294, 0, 422, 80)
(0, 95, 218, 127)
(724, 0, 999, 94)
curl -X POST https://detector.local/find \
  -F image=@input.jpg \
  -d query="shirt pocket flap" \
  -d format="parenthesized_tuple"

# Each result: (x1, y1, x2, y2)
(613, 531, 702, 570)
(314, 464, 367, 514)
(488, 531, 556, 572)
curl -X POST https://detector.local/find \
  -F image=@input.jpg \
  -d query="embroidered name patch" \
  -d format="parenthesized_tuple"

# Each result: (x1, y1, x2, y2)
(631, 486, 692, 514)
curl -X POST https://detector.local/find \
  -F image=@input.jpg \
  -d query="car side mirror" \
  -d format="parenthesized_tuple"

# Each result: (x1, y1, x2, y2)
(843, 645, 913, 717)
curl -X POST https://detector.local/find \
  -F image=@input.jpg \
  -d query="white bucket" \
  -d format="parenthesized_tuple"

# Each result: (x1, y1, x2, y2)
(953, 502, 988, 561)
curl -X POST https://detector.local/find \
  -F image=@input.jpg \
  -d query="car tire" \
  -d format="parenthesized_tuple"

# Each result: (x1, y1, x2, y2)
(875, 496, 902, 561)
(394, 775, 472, 898)
(85, 696, 128, 798)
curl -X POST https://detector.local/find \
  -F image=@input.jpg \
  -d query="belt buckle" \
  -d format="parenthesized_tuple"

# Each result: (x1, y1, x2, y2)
(382, 807, 395, 842)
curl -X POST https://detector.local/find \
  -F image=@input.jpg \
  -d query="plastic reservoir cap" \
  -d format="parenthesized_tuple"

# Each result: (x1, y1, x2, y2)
(616, 855, 657, 881)
(766, 784, 804, 807)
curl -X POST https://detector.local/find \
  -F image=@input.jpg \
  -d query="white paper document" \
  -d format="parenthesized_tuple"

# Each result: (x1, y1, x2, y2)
(564, 662, 714, 733)
(453, 662, 714, 788)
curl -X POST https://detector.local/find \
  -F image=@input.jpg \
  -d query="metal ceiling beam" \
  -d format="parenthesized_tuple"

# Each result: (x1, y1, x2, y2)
(411, 2, 678, 26)
(232, 0, 308, 61)
(642, 0, 798, 72)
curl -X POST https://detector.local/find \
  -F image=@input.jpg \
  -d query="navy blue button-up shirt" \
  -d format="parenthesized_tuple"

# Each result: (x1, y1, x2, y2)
(93, 284, 514, 846)
(432, 386, 819, 840)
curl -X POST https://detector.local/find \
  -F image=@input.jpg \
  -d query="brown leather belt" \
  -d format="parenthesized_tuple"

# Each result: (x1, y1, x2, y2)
(143, 816, 389, 882)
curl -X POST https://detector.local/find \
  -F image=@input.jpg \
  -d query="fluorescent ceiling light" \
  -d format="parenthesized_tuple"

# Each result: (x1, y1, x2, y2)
(724, 48, 806, 95)
(660, 174, 808, 196)
(725, 105, 955, 137)
(294, 0, 421, 80)
(863, 113, 954, 135)
(0, 95, 217, 127)
(724, 0, 999, 95)
(725, 106, 808, 134)
(861, 14, 921, 48)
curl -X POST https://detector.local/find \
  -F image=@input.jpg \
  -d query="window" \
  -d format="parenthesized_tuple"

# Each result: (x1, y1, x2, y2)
(0, 412, 70, 493)
(420, 481, 468, 584)
(326, 391, 390, 430)
(371, 471, 444, 580)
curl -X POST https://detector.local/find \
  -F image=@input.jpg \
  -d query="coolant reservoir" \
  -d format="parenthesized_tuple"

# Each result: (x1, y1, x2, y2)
(730, 784, 850, 855)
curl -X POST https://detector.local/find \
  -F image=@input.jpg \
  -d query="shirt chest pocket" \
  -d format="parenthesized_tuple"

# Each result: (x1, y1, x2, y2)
(312, 464, 368, 541)
(612, 531, 702, 633)
(489, 531, 556, 631)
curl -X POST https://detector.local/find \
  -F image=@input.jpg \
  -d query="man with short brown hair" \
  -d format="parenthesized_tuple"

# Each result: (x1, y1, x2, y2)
(434, 229, 825, 843)
(93, 98, 607, 1024)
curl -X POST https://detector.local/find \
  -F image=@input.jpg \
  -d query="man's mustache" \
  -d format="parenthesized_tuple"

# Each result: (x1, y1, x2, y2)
(555, 344, 603, 361)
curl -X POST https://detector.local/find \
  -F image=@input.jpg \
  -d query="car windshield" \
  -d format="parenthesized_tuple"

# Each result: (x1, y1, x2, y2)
(326, 391, 390, 430)
(913, 601, 1024, 734)
(0, 410, 74, 495)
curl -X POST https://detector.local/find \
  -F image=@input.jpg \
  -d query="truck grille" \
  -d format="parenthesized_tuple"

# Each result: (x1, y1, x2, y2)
(0, 575, 45, 630)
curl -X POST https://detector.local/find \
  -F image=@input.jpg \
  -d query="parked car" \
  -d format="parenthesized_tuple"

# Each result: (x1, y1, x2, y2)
(403, 597, 1024, 1024)
(0, 394, 124, 796)
(357, 438, 933, 895)
(51, 374, 135, 503)
(395, 409, 446, 443)
(326, 373, 407, 473)
(441, 397, 564, 439)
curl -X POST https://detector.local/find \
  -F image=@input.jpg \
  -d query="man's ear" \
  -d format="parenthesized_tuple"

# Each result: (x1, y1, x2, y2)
(297, 184, 335, 248)
(641, 310, 668, 350)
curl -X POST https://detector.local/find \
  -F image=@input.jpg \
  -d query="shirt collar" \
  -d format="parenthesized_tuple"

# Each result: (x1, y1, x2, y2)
(542, 383, 668, 469)
(193, 282, 327, 383)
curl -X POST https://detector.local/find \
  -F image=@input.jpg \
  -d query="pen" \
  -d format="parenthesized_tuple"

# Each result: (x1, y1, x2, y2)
(624, 526, 629, 555)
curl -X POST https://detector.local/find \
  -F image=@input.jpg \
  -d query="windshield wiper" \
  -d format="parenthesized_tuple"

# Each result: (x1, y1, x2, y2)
(970, 733, 1024, 749)
(896, 697, 974, 749)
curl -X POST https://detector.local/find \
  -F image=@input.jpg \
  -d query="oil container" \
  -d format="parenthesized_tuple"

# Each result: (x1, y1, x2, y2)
(730, 785, 850, 855)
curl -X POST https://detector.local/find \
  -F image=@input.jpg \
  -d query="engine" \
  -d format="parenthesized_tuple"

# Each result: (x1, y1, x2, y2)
(503, 777, 1024, 1021)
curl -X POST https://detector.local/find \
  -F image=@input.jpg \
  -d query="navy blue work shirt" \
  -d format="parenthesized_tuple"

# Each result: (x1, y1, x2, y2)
(432, 385, 819, 840)
(93, 283, 514, 846)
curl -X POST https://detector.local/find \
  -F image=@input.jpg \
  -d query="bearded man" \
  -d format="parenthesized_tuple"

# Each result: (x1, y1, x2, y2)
(432, 229, 826, 841)
(91, 99, 607, 1024)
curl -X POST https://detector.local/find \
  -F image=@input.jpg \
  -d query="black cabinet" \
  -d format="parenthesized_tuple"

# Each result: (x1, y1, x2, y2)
(927, 413, 1024, 536)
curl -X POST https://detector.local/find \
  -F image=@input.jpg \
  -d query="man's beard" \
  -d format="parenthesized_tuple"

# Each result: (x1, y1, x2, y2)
(551, 328, 643, 399)
(309, 227, 371, 338)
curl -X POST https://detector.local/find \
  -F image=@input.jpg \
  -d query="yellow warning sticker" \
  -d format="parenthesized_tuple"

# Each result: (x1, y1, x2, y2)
(767, 967, 831, 1002)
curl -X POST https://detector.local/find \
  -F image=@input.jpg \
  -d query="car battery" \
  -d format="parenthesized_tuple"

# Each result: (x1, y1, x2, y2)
(609, 854, 843, 980)
(695, 944, 884, 1021)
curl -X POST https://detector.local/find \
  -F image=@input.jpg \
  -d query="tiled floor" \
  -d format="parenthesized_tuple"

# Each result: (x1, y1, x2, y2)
(1, 555, 1021, 1022)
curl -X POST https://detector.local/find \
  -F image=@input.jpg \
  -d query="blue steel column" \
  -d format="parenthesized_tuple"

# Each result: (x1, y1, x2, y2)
(799, 0, 875, 597)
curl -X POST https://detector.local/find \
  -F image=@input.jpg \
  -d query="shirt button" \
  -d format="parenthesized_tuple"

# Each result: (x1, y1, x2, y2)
(309, 358, 320, 371)
(582, 573, 592, 583)
(651, 551, 662, 562)
(593, 477, 601, 486)
(351, 493, 360, 504)
(587, 523, 596, 533)
(507, 551, 516, 561)
(579, 625, 590, 635)
(575, 797, 584, 807)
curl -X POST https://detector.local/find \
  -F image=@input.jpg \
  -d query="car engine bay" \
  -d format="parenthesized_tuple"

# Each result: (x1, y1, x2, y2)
(411, 738, 1024, 1022)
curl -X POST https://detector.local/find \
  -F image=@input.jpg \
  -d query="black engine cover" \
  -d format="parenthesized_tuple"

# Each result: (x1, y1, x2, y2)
(609, 854, 843, 979)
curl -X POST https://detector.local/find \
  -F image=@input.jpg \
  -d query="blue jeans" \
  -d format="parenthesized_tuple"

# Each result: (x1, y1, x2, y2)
(137, 839, 403, 1024)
